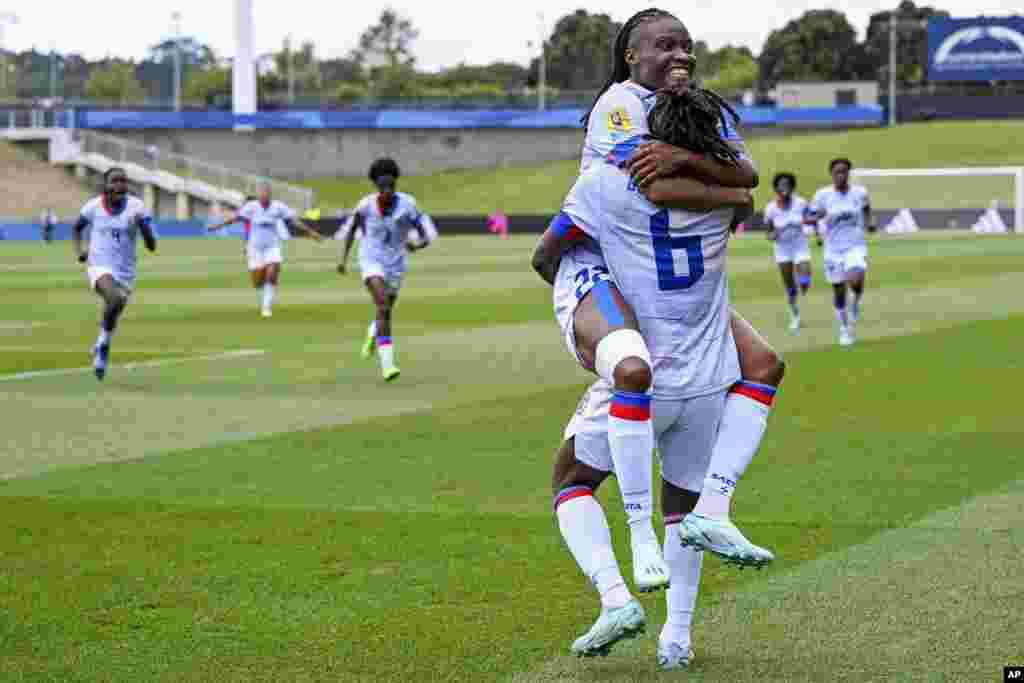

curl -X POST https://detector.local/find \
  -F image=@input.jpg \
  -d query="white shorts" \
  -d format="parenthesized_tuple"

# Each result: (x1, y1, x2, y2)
(823, 245, 868, 284)
(773, 240, 811, 265)
(247, 243, 283, 271)
(553, 248, 611, 369)
(565, 380, 727, 492)
(359, 257, 405, 295)
(87, 267, 133, 294)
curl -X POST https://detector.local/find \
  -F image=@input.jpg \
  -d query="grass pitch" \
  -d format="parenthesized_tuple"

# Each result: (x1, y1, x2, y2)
(1, 231, 1023, 681)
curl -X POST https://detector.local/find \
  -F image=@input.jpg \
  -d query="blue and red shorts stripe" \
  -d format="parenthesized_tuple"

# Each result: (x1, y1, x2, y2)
(553, 485, 593, 511)
(664, 513, 685, 527)
(609, 391, 651, 421)
(729, 380, 776, 406)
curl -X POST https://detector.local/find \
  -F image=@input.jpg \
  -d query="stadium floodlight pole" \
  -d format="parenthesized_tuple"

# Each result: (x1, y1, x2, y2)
(286, 35, 295, 105)
(172, 11, 183, 112)
(888, 18, 897, 127)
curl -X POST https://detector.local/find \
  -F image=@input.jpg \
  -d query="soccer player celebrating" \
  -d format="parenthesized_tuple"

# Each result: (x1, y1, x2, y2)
(764, 172, 812, 331)
(533, 9, 776, 668)
(72, 167, 158, 381)
(806, 158, 873, 346)
(338, 158, 436, 383)
(208, 183, 323, 318)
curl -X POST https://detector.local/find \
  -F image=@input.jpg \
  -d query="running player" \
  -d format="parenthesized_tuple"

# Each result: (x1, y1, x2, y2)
(208, 183, 323, 318)
(806, 158, 873, 346)
(337, 158, 435, 383)
(71, 167, 158, 381)
(764, 172, 812, 331)
(535, 5, 779, 592)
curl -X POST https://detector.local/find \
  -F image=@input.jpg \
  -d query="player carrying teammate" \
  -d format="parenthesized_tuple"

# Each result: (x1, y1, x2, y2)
(71, 167, 158, 381)
(337, 158, 436, 382)
(806, 158, 873, 346)
(764, 172, 812, 331)
(207, 183, 323, 318)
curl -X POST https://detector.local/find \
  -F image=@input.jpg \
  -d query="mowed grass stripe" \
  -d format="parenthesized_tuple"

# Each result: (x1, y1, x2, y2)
(510, 477, 1024, 682)
(1, 318, 1022, 681)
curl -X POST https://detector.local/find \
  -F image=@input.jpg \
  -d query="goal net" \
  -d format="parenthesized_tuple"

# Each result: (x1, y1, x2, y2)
(850, 167, 1024, 234)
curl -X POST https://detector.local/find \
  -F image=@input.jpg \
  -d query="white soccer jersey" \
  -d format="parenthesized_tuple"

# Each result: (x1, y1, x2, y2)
(238, 199, 296, 249)
(580, 81, 748, 173)
(810, 185, 871, 252)
(764, 196, 810, 246)
(557, 163, 740, 400)
(79, 194, 152, 287)
(353, 192, 425, 269)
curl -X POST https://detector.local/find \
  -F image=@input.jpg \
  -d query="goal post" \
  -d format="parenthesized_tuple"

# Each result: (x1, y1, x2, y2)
(850, 166, 1024, 233)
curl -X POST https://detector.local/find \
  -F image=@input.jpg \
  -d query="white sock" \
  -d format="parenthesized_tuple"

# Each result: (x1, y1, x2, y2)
(555, 487, 632, 610)
(693, 384, 774, 519)
(366, 320, 377, 341)
(661, 519, 702, 646)
(835, 306, 848, 327)
(377, 336, 395, 370)
(97, 329, 112, 346)
(262, 283, 275, 310)
(608, 390, 657, 549)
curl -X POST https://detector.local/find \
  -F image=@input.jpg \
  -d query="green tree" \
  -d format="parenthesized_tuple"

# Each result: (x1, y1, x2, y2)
(85, 61, 144, 104)
(354, 8, 418, 69)
(703, 46, 758, 95)
(530, 10, 620, 91)
(759, 9, 870, 87)
(864, 1, 950, 88)
(185, 65, 231, 105)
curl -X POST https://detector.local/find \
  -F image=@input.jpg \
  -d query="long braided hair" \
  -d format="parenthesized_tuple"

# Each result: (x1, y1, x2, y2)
(581, 8, 675, 127)
(647, 88, 742, 166)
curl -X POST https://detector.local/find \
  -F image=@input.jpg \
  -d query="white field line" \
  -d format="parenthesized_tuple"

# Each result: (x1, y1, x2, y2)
(0, 349, 265, 383)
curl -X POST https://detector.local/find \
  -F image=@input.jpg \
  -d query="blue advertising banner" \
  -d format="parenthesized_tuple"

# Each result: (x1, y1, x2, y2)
(929, 16, 1024, 81)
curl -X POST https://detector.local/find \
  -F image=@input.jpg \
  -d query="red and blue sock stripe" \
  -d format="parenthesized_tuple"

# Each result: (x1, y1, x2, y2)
(377, 335, 393, 347)
(729, 380, 776, 406)
(553, 485, 593, 511)
(609, 390, 651, 421)
(664, 512, 685, 527)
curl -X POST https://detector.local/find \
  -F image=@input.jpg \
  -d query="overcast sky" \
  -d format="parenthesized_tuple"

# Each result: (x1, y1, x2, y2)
(1, 1, 1021, 69)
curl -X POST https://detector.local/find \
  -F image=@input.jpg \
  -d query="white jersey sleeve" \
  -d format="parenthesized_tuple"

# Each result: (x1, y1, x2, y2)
(581, 82, 652, 171)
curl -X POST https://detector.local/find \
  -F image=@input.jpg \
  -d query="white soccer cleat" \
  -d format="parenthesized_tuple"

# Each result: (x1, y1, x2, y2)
(788, 314, 801, 332)
(570, 599, 646, 658)
(657, 641, 695, 670)
(839, 325, 855, 346)
(679, 513, 774, 569)
(261, 307, 273, 318)
(632, 542, 670, 593)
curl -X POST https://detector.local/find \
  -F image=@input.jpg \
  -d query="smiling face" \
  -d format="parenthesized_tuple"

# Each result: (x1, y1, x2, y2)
(627, 15, 696, 93)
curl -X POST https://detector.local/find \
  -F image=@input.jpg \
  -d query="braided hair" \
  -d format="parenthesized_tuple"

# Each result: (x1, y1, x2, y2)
(581, 8, 676, 127)
(647, 87, 742, 166)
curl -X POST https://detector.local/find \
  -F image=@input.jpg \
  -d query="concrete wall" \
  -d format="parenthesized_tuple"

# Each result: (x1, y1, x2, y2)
(771, 81, 879, 108)
(110, 127, 586, 180)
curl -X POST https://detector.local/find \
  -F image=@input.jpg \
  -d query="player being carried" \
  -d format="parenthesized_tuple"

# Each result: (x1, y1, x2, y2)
(71, 167, 159, 381)
(337, 158, 437, 382)
(207, 182, 323, 318)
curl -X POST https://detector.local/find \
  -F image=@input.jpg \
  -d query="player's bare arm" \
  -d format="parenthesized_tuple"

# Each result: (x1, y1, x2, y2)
(138, 216, 158, 252)
(72, 215, 89, 263)
(287, 217, 323, 242)
(625, 140, 758, 189)
(338, 212, 363, 273)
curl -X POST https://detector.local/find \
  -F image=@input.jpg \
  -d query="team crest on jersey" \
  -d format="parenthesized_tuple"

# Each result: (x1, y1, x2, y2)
(607, 107, 632, 133)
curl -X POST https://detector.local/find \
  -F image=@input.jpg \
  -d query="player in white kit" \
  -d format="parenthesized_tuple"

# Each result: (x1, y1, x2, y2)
(208, 183, 323, 318)
(338, 158, 436, 382)
(806, 158, 873, 346)
(764, 172, 812, 331)
(71, 167, 158, 381)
